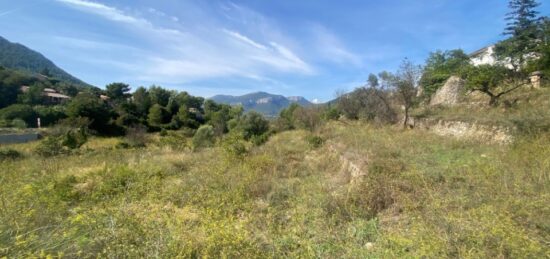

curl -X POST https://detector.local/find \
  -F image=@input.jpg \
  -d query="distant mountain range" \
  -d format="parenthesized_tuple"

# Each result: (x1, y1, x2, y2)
(211, 91, 313, 116)
(0, 36, 90, 87)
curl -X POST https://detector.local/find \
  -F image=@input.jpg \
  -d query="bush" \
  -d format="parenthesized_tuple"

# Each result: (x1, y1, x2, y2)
(222, 133, 248, 159)
(0, 104, 37, 127)
(306, 135, 324, 149)
(11, 118, 27, 129)
(323, 106, 341, 121)
(0, 148, 22, 161)
(251, 132, 272, 146)
(34, 105, 67, 127)
(118, 125, 148, 148)
(293, 106, 323, 131)
(240, 111, 270, 140)
(35, 136, 67, 157)
(192, 125, 215, 150)
(35, 128, 88, 157)
(158, 131, 188, 150)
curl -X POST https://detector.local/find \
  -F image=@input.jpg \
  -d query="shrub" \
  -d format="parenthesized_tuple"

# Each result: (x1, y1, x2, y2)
(33, 105, 67, 127)
(0, 104, 37, 127)
(35, 128, 88, 157)
(250, 133, 270, 146)
(240, 111, 269, 140)
(11, 118, 27, 129)
(323, 106, 341, 121)
(0, 148, 22, 161)
(192, 125, 215, 150)
(222, 133, 248, 159)
(158, 131, 188, 150)
(118, 125, 148, 148)
(66, 93, 112, 134)
(35, 136, 67, 157)
(306, 135, 324, 149)
(293, 106, 323, 131)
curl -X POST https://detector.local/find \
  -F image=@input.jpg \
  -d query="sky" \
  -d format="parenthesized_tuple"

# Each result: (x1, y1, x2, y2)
(0, 0, 549, 102)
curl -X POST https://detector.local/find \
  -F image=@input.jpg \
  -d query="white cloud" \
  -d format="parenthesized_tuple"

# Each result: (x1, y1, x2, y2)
(54, 0, 314, 83)
(310, 25, 362, 66)
(223, 29, 267, 50)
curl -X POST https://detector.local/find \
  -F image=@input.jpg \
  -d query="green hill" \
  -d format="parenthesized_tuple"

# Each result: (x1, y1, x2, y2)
(0, 36, 91, 87)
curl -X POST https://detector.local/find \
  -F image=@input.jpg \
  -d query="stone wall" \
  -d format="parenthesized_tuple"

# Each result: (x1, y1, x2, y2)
(414, 118, 514, 145)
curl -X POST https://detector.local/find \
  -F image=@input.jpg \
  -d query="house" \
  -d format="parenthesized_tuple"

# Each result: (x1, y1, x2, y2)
(469, 45, 514, 69)
(20, 86, 71, 104)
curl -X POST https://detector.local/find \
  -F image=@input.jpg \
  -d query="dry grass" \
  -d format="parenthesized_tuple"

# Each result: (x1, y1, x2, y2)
(0, 120, 548, 257)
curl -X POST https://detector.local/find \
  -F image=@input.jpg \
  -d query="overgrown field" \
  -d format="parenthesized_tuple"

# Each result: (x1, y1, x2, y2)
(1, 122, 549, 258)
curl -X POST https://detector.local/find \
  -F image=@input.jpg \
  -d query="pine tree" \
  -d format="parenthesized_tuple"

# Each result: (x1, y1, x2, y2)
(504, 0, 540, 37)
(496, 0, 541, 69)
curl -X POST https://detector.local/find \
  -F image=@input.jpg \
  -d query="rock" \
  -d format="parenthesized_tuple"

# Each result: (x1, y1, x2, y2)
(430, 76, 465, 106)
(530, 71, 543, 89)
(365, 242, 374, 250)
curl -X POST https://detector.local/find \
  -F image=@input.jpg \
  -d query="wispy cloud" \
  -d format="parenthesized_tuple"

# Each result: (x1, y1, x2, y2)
(223, 29, 268, 50)
(54, 0, 314, 84)
(310, 25, 362, 66)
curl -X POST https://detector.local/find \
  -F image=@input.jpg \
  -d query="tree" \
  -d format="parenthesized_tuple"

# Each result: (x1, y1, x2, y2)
(239, 111, 269, 140)
(276, 103, 299, 130)
(293, 106, 322, 131)
(0, 104, 37, 127)
(528, 17, 550, 75)
(419, 49, 470, 97)
(66, 93, 111, 133)
(192, 125, 215, 149)
(106, 82, 131, 100)
(393, 59, 422, 128)
(336, 89, 362, 120)
(56, 82, 79, 97)
(132, 87, 151, 117)
(147, 104, 168, 127)
(18, 84, 45, 105)
(149, 86, 172, 106)
(176, 105, 200, 129)
(0, 83, 20, 109)
(496, 0, 541, 69)
(368, 73, 379, 88)
(461, 64, 528, 106)
(504, 0, 540, 36)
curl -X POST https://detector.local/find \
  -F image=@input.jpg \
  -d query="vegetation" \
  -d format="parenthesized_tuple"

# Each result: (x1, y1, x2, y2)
(0, 36, 89, 87)
(1, 115, 548, 257)
(419, 49, 470, 98)
(0, 0, 550, 257)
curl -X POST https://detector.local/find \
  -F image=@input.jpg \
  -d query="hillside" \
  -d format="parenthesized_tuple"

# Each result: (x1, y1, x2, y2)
(1, 114, 548, 257)
(211, 91, 312, 116)
(0, 36, 90, 87)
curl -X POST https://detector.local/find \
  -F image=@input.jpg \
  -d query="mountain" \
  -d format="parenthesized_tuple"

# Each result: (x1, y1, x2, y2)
(0, 36, 90, 87)
(211, 91, 313, 117)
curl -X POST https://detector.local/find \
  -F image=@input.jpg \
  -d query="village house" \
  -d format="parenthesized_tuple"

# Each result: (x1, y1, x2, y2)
(20, 86, 71, 104)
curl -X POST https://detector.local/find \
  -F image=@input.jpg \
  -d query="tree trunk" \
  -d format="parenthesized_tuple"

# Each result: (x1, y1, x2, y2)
(489, 95, 499, 106)
(403, 107, 409, 129)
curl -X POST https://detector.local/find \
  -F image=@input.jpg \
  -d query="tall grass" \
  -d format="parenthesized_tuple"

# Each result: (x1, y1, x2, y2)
(0, 122, 548, 257)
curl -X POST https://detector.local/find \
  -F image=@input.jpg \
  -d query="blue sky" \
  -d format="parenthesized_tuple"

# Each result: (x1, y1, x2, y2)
(1, 0, 549, 102)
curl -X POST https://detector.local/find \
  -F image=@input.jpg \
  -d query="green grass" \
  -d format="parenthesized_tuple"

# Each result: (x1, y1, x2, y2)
(0, 121, 549, 258)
